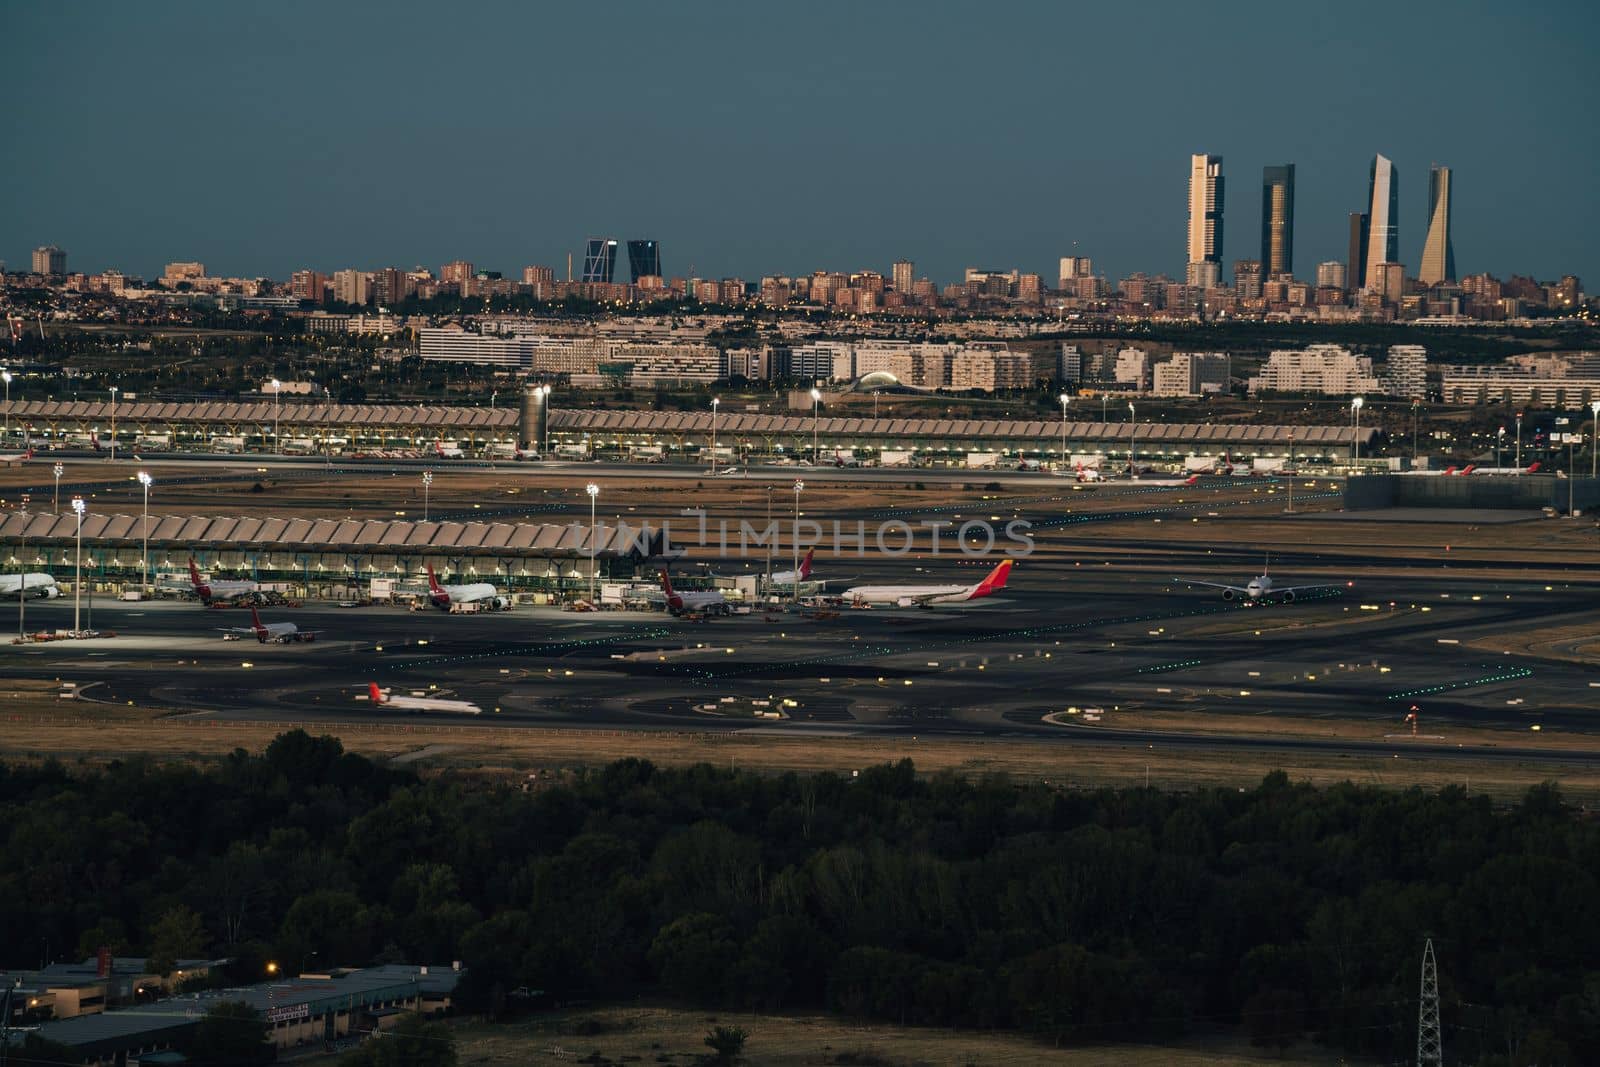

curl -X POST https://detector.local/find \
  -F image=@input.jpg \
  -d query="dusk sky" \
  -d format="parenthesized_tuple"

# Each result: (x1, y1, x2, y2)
(5, 1, 1593, 287)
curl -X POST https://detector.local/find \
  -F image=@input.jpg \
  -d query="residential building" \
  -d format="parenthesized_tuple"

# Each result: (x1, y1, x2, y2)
(1249, 345, 1381, 395)
(1187, 153, 1224, 281)
(1418, 164, 1456, 285)
(1234, 260, 1264, 300)
(522, 265, 555, 285)
(1441, 352, 1600, 406)
(1058, 256, 1093, 288)
(1114, 347, 1151, 391)
(892, 259, 914, 293)
(1316, 261, 1347, 290)
(1385, 344, 1427, 399)
(332, 269, 370, 306)
(291, 270, 328, 303)
(1365, 154, 1399, 285)
(32, 246, 66, 274)
(1260, 164, 1295, 276)
(163, 262, 205, 285)
(440, 260, 474, 285)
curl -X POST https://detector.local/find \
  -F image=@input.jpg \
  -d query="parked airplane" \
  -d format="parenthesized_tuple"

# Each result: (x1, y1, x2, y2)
(842, 559, 1013, 608)
(189, 559, 260, 604)
(659, 569, 729, 616)
(1175, 559, 1344, 604)
(0, 572, 59, 599)
(425, 563, 509, 611)
(1467, 461, 1542, 476)
(768, 548, 815, 587)
(1402, 465, 1473, 476)
(220, 604, 318, 643)
(0, 446, 34, 466)
(366, 681, 482, 715)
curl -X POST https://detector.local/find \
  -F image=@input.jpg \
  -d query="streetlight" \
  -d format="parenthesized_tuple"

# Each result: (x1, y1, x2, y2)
(1591, 400, 1600, 478)
(809, 388, 822, 465)
(1515, 410, 1523, 470)
(710, 397, 720, 472)
(792, 480, 804, 604)
(421, 470, 433, 522)
(1350, 396, 1365, 473)
(2, 369, 11, 442)
(138, 471, 153, 598)
(585, 482, 599, 603)
(1057, 393, 1070, 467)
(71, 497, 85, 633)
(1496, 426, 1506, 469)
(53, 462, 63, 512)
(271, 378, 281, 453)
(539, 384, 552, 458)
(16, 500, 27, 641)
(108, 386, 118, 461)
(1127, 401, 1137, 476)
(1411, 399, 1420, 462)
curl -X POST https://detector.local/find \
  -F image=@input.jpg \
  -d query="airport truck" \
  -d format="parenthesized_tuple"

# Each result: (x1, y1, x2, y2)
(879, 449, 915, 468)
(135, 433, 172, 451)
(965, 452, 1000, 469)
(212, 435, 246, 454)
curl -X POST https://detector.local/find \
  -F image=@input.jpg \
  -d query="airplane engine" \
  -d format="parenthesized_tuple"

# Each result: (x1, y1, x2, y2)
(896, 597, 917, 608)
(1221, 588, 1236, 601)
(1281, 590, 1297, 603)
(492, 597, 510, 611)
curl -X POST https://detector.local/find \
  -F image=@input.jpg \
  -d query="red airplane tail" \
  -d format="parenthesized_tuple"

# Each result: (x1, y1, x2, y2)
(368, 681, 387, 703)
(249, 604, 265, 631)
(658, 568, 683, 609)
(426, 563, 444, 593)
(1527, 462, 1541, 473)
(799, 547, 815, 580)
(188, 558, 207, 589)
(969, 560, 1014, 599)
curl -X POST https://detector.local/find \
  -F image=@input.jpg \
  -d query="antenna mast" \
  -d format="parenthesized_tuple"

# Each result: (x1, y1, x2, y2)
(1418, 938, 1442, 1067)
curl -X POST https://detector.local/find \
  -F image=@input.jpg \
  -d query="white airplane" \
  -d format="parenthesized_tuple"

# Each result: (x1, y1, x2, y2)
(1466, 461, 1542, 476)
(842, 559, 1013, 608)
(768, 547, 815, 587)
(1402, 464, 1474, 477)
(1175, 559, 1345, 604)
(0, 572, 59, 599)
(425, 563, 509, 611)
(367, 681, 482, 715)
(189, 559, 260, 604)
(658, 569, 728, 616)
(434, 440, 464, 459)
(0, 446, 35, 467)
(219, 604, 319, 643)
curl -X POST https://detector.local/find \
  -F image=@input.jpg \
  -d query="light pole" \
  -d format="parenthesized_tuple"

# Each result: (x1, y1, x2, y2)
(1591, 400, 1600, 478)
(1350, 396, 1364, 473)
(2, 369, 11, 442)
(809, 388, 821, 465)
(53, 462, 63, 512)
(1515, 410, 1523, 470)
(1496, 426, 1505, 469)
(585, 482, 599, 603)
(1058, 393, 1070, 467)
(71, 497, 85, 633)
(710, 397, 720, 472)
(1568, 437, 1576, 516)
(1101, 394, 1108, 423)
(1411, 399, 1420, 462)
(1286, 431, 1295, 514)
(792, 479, 803, 604)
(108, 386, 118, 461)
(138, 471, 152, 598)
(764, 485, 774, 595)
(16, 501, 27, 641)
(271, 378, 282, 454)
(490, 389, 497, 411)
(1127, 401, 1136, 477)
(540, 384, 552, 458)
(421, 470, 432, 522)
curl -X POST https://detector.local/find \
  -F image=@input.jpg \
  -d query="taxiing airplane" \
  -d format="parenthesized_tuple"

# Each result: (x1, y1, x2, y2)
(0, 446, 35, 466)
(842, 559, 1013, 608)
(189, 559, 260, 604)
(768, 547, 815, 587)
(659, 569, 729, 616)
(0, 572, 59, 599)
(367, 681, 482, 715)
(1175, 559, 1344, 604)
(425, 563, 509, 611)
(220, 604, 318, 643)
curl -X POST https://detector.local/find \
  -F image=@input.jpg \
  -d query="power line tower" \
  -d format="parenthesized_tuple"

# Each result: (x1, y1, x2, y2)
(1418, 938, 1442, 1067)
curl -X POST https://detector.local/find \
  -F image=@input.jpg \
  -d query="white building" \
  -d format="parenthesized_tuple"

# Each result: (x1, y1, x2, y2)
(1153, 352, 1232, 397)
(1385, 345, 1427, 399)
(1114, 347, 1150, 391)
(1441, 353, 1600, 406)
(1249, 345, 1380, 395)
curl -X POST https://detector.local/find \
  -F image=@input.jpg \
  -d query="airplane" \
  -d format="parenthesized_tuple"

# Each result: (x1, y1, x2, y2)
(1174, 558, 1344, 604)
(189, 559, 260, 604)
(768, 547, 815, 587)
(0, 572, 59, 599)
(219, 604, 318, 643)
(366, 681, 482, 715)
(830, 451, 863, 468)
(1016, 458, 1048, 472)
(1402, 464, 1469, 476)
(1466, 461, 1542, 476)
(1052, 463, 1104, 482)
(841, 559, 1013, 608)
(659, 568, 729, 616)
(0, 446, 34, 466)
(425, 563, 509, 611)
(1134, 474, 1202, 488)
(434, 440, 464, 459)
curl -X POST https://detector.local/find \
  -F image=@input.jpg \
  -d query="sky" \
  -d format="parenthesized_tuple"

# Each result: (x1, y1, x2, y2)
(3, 1, 1594, 288)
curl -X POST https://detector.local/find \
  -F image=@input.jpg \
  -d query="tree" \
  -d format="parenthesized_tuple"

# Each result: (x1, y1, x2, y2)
(648, 912, 739, 1003)
(146, 904, 207, 978)
(339, 1012, 457, 1067)
(188, 1000, 273, 1065)
(703, 1024, 748, 1063)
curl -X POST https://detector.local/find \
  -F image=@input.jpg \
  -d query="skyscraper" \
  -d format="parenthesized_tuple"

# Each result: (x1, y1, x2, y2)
(31, 246, 65, 274)
(1260, 164, 1295, 277)
(1364, 154, 1399, 286)
(1347, 213, 1370, 290)
(582, 238, 618, 284)
(627, 240, 661, 283)
(891, 259, 914, 293)
(1187, 154, 1224, 281)
(1418, 165, 1455, 285)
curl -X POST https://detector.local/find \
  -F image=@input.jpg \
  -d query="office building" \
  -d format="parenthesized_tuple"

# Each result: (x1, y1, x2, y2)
(1316, 261, 1347, 290)
(1058, 256, 1093, 287)
(1186, 153, 1224, 280)
(892, 259, 914, 293)
(626, 240, 661, 283)
(1186, 260, 1220, 289)
(1418, 165, 1455, 285)
(1248, 345, 1381, 395)
(1386, 345, 1427, 399)
(1348, 212, 1370, 290)
(1260, 164, 1295, 277)
(1152, 352, 1231, 398)
(582, 238, 618, 284)
(1234, 260, 1265, 300)
(332, 269, 370, 306)
(291, 270, 327, 303)
(32, 246, 66, 274)
(1365, 154, 1399, 286)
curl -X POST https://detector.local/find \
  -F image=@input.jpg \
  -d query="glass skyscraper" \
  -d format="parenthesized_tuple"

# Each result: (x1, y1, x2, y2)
(627, 239, 661, 282)
(1260, 164, 1294, 277)
(1418, 165, 1455, 285)
(1364, 155, 1399, 282)
(582, 238, 618, 284)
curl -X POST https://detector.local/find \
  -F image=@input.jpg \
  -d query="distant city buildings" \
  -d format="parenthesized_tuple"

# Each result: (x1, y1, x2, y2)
(1249, 345, 1381, 395)
(1260, 164, 1295, 277)
(892, 259, 914, 294)
(1186, 153, 1225, 285)
(626, 240, 661, 283)
(1384, 344, 1428, 399)
(582, 238, 618, 284)
(1364, 154, 1399, 287)
(32, 245, 66, 274)
(1418, 165, 1455, 285)
(1442, 352, 1600, 405)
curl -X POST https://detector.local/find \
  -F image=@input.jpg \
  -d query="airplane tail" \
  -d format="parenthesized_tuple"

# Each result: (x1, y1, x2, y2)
(1527, 462, 1541, 473)
(249, 604, 264, 631)
(1443, 466, 1457, 475)
(426, 563, 444, 593)
(368, 681, 387, 704)
(799, 547, 814, 580)
(188, 558, 205, 588)
(658, 568, 682, 609)
(969, 559, 1013, 599)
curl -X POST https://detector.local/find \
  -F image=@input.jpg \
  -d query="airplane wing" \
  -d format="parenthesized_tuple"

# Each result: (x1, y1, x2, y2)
(1271, 583, 1344, 596)
(1174, 578, 1248, 595)
(216, 626, 258, 635)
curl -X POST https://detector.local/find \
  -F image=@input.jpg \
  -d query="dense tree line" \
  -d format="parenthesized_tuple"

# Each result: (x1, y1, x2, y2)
(1, 734, 1595, 1064)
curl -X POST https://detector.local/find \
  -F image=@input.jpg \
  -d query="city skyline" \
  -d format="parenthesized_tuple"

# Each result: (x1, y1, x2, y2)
(2, 2, 1593, 285)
